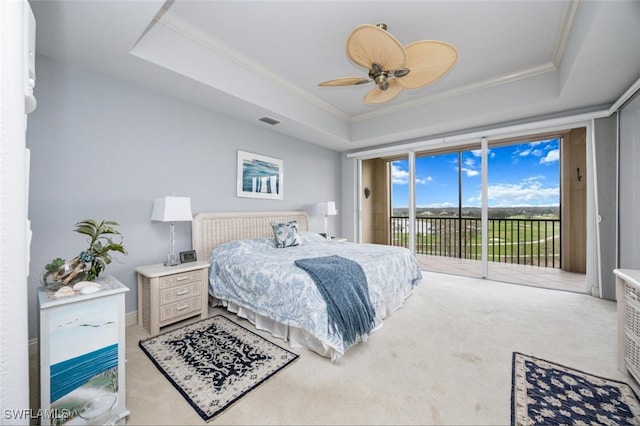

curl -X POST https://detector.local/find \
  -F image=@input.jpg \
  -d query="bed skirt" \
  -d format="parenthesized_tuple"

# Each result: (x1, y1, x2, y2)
(209, 279, 416, 361)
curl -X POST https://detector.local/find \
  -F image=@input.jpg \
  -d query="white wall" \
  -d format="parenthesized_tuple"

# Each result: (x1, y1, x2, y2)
(619, 93, 640, 270)
(26, 55, 342, 339)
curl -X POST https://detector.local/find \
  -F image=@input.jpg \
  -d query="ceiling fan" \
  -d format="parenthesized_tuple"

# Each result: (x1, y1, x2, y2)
(319, 23, 458, 104)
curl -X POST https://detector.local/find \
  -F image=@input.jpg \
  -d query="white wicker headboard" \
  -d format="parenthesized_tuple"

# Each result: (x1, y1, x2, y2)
(191, 211, 309, 260)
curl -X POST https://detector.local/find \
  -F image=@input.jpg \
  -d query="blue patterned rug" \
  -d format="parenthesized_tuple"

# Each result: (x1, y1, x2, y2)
(511, 352, 640, 425)
(139, 315, 298, 421)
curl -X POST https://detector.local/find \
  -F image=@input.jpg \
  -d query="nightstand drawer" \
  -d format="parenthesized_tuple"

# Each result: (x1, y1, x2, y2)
(160, 296, 202, 322)
(160, 270, 203, 289)
(160, 282, 201, 305)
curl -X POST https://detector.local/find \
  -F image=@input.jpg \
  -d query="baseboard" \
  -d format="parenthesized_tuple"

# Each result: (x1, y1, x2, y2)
(126, 310, 138, 327)
(29, 336, 38, 356)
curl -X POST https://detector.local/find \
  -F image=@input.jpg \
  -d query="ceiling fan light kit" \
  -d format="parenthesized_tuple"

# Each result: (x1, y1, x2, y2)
(319, 23, 458, 104)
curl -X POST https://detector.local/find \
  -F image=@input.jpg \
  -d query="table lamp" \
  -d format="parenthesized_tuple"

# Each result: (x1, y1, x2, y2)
(316, 201, 337, 239)
(151, 196, 193, 266)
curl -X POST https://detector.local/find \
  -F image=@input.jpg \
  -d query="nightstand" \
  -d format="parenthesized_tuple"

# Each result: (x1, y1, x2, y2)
(136, 260, 210, 336)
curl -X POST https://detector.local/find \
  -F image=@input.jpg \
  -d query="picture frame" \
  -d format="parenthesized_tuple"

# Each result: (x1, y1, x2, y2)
(236, 150, 283, 200)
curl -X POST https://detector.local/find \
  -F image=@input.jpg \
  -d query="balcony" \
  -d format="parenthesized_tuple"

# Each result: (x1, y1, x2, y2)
(390, 216, 586, 292)
(390, 216, 560, 267)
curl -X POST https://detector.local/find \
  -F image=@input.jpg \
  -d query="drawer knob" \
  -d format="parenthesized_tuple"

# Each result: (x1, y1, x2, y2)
(176, 276, 189, 282)
(176, 304, 189, 311)
(176, 289, 189, 296)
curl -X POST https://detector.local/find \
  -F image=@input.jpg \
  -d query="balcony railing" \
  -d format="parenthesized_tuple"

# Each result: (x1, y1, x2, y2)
(390, 216, 561, 268)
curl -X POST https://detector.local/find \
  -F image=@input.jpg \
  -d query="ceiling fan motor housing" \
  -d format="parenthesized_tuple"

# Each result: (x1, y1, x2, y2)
(374, 73, 389, 90)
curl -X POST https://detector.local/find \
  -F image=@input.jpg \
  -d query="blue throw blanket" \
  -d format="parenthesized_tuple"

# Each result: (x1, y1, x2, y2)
(294, 255, 375, 346)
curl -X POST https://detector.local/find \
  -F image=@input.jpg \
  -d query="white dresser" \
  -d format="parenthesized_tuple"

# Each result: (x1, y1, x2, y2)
(615, 268, 640, 384)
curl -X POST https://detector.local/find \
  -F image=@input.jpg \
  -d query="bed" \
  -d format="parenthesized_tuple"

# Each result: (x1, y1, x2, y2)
(192, 211, 422, 361)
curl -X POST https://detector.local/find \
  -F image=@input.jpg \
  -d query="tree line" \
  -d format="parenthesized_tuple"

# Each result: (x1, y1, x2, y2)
(392, 206, 559, 219)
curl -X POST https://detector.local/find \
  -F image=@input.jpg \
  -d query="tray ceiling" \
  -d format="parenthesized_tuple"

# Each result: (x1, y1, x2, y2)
(29, 0, 640, 151)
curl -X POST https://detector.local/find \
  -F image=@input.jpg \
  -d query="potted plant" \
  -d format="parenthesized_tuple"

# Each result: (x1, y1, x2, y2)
(74, 219, 127, 281)
(41, 219, 127, 288)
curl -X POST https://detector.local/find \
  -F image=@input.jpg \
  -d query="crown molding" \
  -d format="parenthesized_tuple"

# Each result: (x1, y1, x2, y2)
(551, 0, 579, 67)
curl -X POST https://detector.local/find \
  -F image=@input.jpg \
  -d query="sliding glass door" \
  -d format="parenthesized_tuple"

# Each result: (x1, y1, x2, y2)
(353, 119, 596, 293)
(390, 148, 484, 278)
(386, 137, 566, 283)
(485, 139, 561, 281)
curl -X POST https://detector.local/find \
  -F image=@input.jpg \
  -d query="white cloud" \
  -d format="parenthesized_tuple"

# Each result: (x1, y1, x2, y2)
(391, 163, 431, 185)
(417, 201, 456, 208)
(461, 168, 479, 177)
(454, 156, 481, 177)
(514, 141, 549, 160)
(523, 175, 545, 183)
(540, 149, 559, 164)
(466, 176, 558, 206)
(391, 163, 409, 184)
(469, 149, 494, 158)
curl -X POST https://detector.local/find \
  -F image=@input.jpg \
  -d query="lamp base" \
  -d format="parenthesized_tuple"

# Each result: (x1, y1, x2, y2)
(324, 215, 330, 240)
(164, 254, 180, 267)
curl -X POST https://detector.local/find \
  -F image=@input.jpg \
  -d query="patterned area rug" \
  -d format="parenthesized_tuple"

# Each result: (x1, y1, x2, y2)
(139, 315, 298, 421)
(511, 352, 640, 425)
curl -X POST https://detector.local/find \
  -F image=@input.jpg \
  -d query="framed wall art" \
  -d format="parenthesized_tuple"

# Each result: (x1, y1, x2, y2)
(236, 150, 283, 200)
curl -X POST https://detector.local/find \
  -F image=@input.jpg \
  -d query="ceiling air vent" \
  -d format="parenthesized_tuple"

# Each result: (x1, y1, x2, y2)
(258, 116, 281, 126)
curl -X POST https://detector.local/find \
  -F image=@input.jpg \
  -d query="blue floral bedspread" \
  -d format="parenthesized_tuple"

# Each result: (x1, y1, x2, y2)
(208, 232, 423, 357)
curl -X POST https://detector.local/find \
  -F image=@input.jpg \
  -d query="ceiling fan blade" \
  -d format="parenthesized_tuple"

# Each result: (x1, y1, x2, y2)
(347, 24, 406, 72)
(363, 79, 404, 104)
(396, 40, 458, 89)
(318, 77, 371, 87)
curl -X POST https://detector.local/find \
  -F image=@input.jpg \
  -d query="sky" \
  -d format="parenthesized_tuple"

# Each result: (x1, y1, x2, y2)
(391, 138, 560, 208)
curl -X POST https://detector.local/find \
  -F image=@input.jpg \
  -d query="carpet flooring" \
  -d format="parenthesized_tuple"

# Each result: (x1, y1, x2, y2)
(109, 271, 638, 424)
(138, 315, 298, 421)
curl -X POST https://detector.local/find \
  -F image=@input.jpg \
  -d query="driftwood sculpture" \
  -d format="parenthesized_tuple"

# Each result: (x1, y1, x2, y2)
(42, 256, 86, 286)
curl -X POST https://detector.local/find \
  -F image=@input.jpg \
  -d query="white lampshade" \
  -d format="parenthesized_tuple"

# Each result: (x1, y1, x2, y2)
(316, 201, 337, 216)
(317, 201, 337, 239)
(151, 196, 193, 222)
